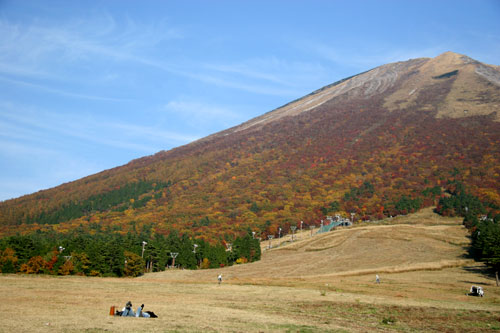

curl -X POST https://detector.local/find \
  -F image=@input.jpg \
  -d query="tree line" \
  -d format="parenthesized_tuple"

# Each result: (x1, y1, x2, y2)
(23, 180, 171, 225)
(435, 181, 500, 285)
(0, 227, 260, 277)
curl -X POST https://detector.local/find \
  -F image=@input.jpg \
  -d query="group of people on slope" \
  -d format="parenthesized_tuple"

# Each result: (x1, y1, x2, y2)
(118, 301, 157, 318)
(116, 274, 223, 318)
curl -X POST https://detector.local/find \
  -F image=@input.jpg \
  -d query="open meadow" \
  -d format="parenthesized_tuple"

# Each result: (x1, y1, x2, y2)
(1, 208, 499, 332)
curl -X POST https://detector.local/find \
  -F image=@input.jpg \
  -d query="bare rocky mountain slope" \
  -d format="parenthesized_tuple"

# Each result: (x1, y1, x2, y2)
(204, 51, 500, 140)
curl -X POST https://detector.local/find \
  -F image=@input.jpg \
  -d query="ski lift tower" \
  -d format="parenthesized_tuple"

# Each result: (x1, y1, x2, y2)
(141, 241, 147, 258)
(268, 235, 274, 249)
(170, 252, 178, 268)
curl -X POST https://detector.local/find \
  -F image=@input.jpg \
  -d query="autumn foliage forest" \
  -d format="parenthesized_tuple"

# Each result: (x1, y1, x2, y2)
(0, 54, 499, 276)
(0, 228, 261, 276)
(1, 78, 499, 241)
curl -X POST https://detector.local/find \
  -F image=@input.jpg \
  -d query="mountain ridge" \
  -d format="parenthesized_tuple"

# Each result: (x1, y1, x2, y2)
(202, 51, 499, 144)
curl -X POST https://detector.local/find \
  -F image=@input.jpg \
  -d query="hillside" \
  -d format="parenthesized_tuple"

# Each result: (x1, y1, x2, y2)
(146, 208, 474, 284)
(0, 51, 499, 239)
(1, 208, 499, 332)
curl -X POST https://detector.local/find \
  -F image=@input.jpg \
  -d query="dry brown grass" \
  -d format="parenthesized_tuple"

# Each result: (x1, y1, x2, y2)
(383, 51, 500, 121)
(1, 208, 499, 332)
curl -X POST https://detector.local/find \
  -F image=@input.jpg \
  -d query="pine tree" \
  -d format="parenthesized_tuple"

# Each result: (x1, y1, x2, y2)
(177, 234, 197, 269)
(471, 219, 500, 286)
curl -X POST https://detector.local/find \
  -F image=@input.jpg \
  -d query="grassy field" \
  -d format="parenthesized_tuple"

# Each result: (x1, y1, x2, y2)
(1, 208, 499, 332)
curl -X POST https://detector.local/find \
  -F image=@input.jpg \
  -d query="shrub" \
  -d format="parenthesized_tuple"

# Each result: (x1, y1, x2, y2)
(20, 256, 47, 274)
(381, 316, 397, 325)
(319, 284, 329, 296)
(0, 248, 18, 273)
(123, 251, 145, 277)
(235, 257, 248, 264)
(89, 270, 101, 277)
(58, 260, 74, 275)
(200, 258, 210, 269)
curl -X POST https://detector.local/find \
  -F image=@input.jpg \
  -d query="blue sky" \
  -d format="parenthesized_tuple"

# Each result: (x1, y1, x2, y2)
(1, 0, 499, 201)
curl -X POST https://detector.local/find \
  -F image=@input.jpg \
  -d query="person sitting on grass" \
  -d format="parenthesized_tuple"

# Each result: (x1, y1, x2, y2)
(136, 304, 150, 318)
(137, 304, 158, 318)
(121, 301, 135, 317)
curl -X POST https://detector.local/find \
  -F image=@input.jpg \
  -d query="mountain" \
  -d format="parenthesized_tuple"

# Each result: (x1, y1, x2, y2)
(1, 51, 499, 240)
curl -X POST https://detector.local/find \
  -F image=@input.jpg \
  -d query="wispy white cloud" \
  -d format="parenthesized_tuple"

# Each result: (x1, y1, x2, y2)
(205, 62, 290, 85)
(109, 123, 200, 144)
(0, 62, 53, 79)
(0, 138, 58, 156)
(0, 16, 310, 98)
(299, 40, 448, 70)
(0, 76, 133, 102)
(186, 72, 302, 96)
(201, 57, 328, 96)
(0, 101, 196, 154)
(0, 15, 182, 67)
(0, 15, 183, 94)
(165, 100, 241, 119)
(0, 117, 47, 143)
(163, 99, 251, 132)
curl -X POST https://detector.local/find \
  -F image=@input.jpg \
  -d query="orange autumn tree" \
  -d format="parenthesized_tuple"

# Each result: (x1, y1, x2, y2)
(20, 256, 47, 274)
(0, 248, 18, 273)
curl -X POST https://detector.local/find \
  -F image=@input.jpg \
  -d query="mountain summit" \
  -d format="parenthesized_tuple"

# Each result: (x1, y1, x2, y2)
(212, 51, 499, 140)
(1, 52, 499, 238)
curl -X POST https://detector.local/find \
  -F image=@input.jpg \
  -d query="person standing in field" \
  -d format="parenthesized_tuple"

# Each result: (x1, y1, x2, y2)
(218, 274, 222, 285)
(375, 274, 380, 284)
